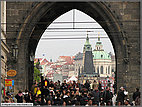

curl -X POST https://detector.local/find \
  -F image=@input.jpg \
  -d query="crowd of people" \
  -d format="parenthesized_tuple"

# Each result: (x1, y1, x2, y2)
(2, 79, 141, 106)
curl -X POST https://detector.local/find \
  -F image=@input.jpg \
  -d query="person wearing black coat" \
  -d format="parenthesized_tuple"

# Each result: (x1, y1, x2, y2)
(84, 80, 90, 91)
(91, 87, 100, 106)
(116, 87, 126, 105)
(103, 87, 113, 106)
(132, 88, 140, 101)
(15, 90, 23, 103)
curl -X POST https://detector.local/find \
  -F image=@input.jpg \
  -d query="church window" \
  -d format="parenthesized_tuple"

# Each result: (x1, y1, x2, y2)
(108, 66, 110, 74)
(101, 66, 103, 74)
(101, 55, 103, 58)
(97, 66, 99, 74)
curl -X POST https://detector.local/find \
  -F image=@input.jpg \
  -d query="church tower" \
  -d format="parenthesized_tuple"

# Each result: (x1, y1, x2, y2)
(94, 34, 104, 51)
(82, 32, 94, 74)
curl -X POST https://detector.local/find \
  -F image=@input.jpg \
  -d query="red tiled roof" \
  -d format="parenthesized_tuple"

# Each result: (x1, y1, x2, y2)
(46, 62, 54, 66)
(40, 59, 49, 65)
(64, 61, 74, 65)
(59, 56, 71, 61)
(51, 65, 62, 68)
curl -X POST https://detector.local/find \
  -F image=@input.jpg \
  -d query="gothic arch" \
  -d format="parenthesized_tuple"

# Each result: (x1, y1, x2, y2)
(15, 2, 129, 92)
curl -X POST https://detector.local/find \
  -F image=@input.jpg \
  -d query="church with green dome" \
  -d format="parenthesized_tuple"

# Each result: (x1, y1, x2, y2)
(92, 36, 115, 78)
(93, 36, 111, 60)
(75, 33, 116, 89)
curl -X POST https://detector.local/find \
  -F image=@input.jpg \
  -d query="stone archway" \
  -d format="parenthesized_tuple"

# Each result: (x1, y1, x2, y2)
(6, 2, 140, 99)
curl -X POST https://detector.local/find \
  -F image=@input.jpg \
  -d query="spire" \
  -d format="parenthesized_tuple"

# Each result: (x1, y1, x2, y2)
(84, 31, 92, 51)
(87, 31, 89, 40)
(84, 31, 91, 46)
(95, 32, 103, 50)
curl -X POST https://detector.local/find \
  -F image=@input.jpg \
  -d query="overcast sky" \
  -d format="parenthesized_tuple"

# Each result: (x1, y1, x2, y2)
(35, 9, 115, 62)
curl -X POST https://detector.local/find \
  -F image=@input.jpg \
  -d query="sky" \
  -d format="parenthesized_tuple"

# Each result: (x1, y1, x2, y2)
(35, 9, 115, 62)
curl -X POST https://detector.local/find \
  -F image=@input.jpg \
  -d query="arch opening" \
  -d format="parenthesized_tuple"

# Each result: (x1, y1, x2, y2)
(16, 2, 127, 94)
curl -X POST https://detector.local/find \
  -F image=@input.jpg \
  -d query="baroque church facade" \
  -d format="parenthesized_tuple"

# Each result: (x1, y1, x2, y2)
(76, 34, 115, 84)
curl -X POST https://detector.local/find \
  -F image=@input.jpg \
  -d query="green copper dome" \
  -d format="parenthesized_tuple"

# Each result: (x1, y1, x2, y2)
(93, 50, 111, 60)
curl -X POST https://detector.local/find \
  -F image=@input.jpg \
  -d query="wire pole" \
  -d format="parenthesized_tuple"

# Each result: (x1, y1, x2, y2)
(73, 9, 75, 29)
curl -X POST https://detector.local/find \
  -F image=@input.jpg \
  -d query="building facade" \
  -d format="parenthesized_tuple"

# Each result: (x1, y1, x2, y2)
(1, 1, 10, 94)
(76, 35, 116, 85)
(93, 37, 114, 78)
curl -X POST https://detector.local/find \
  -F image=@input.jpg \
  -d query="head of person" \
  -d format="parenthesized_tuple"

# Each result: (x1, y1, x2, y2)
(62, 90, 66, 94)
(25, 89, 28, 93)
(94, 87, 98, 91)
(71, 91, 74, 96)
(48, 100, 51, 105)
(106, 86, 110, 91)
(66, 92, 70, 96)
(136, 88, 139, 92)
(88, 100, 93, 105)
(64, 80, 66, 84)
(124, 99, 130, 105)
(18, 90, 23, 96)
(120, 86, 124, 91)
(63, 101, 66, 106)
(76, 91, 79, 95)
(77, 80, 80, 83)
(58, 80, 60, 83)
(86, 80, 89, 83)
(38, 94, 41, 102)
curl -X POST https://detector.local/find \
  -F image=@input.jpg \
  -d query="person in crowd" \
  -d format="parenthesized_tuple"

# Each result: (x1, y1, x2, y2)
(84, 80, 90, 91)
(116, 86, 127, 106)
(92, 80, 98, 90)
(86, 99, 93, 106)
(92, 87, 100, 106)
(103, 86, 113, 106)
(15, 90, 24, 103)
(132, 88, 140, 106)
(49, 81, 54, 88)
(61, 80, 68, 91)
(6, 79, 140, 106)
(34, 94, 42, 105)
(23, 89, 29, 103)
(35, 87, 41, 97)
(124, 99, 131, 106)
(98, 81, 102, 91)
(47, 100, 52, 106)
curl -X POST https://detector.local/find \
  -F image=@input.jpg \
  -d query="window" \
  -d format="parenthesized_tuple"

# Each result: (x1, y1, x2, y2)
(94, 67, 96, 73)
(108, 66, 110, 74)
(97, 66, 99, 74)
(106, 67, 107, 74)
(101, 55, 103, 58)
(101, 66, 103, 74)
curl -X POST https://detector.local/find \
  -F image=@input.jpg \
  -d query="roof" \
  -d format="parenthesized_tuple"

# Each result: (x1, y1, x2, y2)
(40, 59, 49, 65)
(64, 61, 74, 65)
(93, 50, 111, 60)
(51, 65, 62, 68)
(59, 56, 72, 61)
